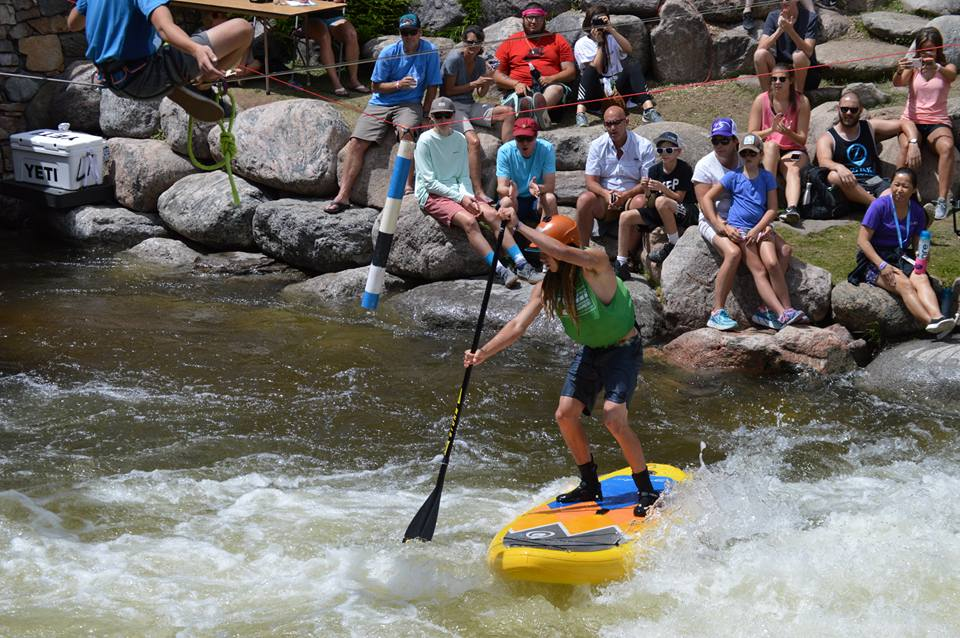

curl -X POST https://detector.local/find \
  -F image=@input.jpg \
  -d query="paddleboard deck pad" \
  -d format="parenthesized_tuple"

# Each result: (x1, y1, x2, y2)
(488, 463, 687, 585)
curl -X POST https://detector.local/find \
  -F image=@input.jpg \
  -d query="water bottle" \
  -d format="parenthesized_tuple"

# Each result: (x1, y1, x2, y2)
(58, 122, 70, 131)
(913, 229, 931, 275)
(802, 181, 812, 207)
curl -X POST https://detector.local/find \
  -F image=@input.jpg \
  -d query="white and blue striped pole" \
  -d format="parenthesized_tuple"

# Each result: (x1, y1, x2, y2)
(361, 139, 415, 310)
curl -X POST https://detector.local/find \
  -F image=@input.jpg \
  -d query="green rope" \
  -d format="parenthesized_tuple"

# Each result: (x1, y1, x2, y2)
(187, 87, 240, 206)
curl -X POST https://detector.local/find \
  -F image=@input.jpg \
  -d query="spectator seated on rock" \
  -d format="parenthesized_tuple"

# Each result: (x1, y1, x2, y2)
(743, 0, 824, 33)
(415, 97, 543, 289)
(575, 105, 657, 248)
(442, 25, 517, 199)
(747, 63, 811, 225)
(303, 1, 369, 96)
(754, 0, 821, 94)
(492, 1, 576, 130)
(615, 131, 695, 278)
(694, 117, 793, 332)
(848, 166, 955, 335)
(325, 14, 441, 214)
(495, 117, 559, 267)
(573, 4, 662, 128)
(67, 0, 253, 121)
(894, 26, 957, 221)
(816, 91, 920, 213)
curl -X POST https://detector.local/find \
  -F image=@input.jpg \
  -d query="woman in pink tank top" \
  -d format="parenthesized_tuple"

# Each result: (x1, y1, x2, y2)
(894, 26, 957, 220)
(748, 63, 811, 223)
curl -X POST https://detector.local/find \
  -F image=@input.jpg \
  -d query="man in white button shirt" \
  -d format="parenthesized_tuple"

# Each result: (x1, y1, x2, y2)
(575, 105, 657, 246)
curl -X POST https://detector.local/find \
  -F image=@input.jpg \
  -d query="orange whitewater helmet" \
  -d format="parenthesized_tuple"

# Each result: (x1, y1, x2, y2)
(530, 215, 580, 248)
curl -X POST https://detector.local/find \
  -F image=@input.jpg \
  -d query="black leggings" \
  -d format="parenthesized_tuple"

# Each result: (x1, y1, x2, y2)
(577, 62, 653, 112)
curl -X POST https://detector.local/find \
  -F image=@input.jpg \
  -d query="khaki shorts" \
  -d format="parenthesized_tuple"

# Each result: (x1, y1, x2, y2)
(352, 102, 422, 144)
(452, 102, 494, 134)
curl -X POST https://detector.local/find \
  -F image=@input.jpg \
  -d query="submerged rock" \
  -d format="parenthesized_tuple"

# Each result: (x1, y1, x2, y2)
(193, 251, 304, 279)
(858, 334, 960, 414)
(49, 205, 168, 246)
(282, 266, 406, 306)
(122, 237, 204, 268)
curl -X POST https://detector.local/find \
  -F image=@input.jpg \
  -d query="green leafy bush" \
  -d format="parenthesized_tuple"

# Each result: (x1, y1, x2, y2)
(350, 0, 410, 46)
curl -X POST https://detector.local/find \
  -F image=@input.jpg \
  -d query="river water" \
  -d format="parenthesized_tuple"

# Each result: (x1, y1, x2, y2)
(1, 233, 958, 637)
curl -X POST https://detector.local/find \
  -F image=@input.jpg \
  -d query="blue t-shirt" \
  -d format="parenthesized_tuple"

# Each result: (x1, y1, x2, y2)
(77, 0, 167, 65)
(370, 39, 442, 107)
(495, 139, 557, 198)
(861, 194, 926, 251)
(722, 168, 777, 230)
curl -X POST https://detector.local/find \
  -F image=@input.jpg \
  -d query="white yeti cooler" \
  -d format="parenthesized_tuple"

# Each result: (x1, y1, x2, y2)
(11, 127, 105, 191)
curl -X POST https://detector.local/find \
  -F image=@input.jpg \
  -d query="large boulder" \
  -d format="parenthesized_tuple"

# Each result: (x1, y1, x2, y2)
(361, 36, 456, 66)
(608, 14, 652, 72)
(99, 90, 161, 139)
(159, 97, 217, 162)
(661, 323, 864, 374)
(158, 172, 268, 250)
(122, 237, 204, 269)
(818, 39, 903, 83)
(857, 335, 960, 415)
(593, 0, 663, 18)
(540, 124, 606, 171)
(929, 16, 960, 69)
(817, 10, 852, 43)
(481, 0, 568, 24)
(412, 0, 466, 32)
(843, 82, 890, 108)
(660, 229, 832, 337)
(903, 0, 960, 16)
(282, 266, 407, 306)
(688, 0, 751, 23)
(650, 1, 712, 85)
(547, 10, 585, 49)
(805, 100, 841, 158)
(832, 280, 932, 339)
(484, 17, 523, 46)
(554, 170, 586, 206)
(711, 26, 757, 80)
(27, 61, 101, 133)
(107, 138, 197, 212)
(371, 197, 488, 280)
(47, 204, 168, 246)
(208, 99, 350, 196)
(253, 198, 379, 273)
(861, 12, 928, 44)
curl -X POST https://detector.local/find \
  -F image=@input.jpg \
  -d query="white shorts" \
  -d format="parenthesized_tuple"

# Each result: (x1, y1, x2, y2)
(698, 210, 722, 245)
(453, 102, 494, 133)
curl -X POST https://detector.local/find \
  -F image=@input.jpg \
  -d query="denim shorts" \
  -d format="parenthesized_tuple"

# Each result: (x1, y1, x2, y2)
(560, 335, 643, 416)
(99, 32, 212, 100)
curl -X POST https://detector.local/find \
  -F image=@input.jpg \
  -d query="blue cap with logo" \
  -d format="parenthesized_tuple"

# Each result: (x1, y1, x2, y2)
(710, 117, 738, 138)
(399, 14, 421, 29)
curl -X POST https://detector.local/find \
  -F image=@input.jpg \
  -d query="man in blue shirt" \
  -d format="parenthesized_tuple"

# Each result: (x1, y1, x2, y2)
(754, 0, 821, 93)
(325, 13, 442, 214)
(66, 0, 252, 121)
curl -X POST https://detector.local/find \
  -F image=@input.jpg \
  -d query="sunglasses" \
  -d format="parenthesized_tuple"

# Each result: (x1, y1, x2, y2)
(839, 106, 860, 114)
(464, 39, 483, 47)
(433, 112, 453, 120)
(656, 147, 678, 155)
(711, 136, 733, 146)
(739, 149, 759, 157)
(400, 29, 419, 36)
(604, 118, 625, 127)
(515, 136, 535, 143)
(770, 76, 789, 83)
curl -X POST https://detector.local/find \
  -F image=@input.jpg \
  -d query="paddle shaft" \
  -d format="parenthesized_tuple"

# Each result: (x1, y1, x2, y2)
(403, 220, 509, 542)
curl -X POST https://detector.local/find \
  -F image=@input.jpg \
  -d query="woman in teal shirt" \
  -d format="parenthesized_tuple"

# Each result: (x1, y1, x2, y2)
(463, 214, 659, 516)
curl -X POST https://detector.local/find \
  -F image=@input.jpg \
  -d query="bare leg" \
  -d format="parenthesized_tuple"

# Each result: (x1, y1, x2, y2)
(618, 209, 643, 257)
(332, 137, 370, 204)
(539, 192, 559, 219)
(655, 197, 679, 236)
(575, 192, 604, 246)
(911, 272, 944, 318)
(754, 49, 775, 92)
(603, 401, 647, 473)
(876, 271, 936, 324)
(203, 18, 254, 80)
(330, 20, 362, 88)
(465, 130, 484, 198)
(712, 235, 742, 310)
(477, 202, 520, 251)
(792, 50, 811, 94)
(762, 140, 780, 176)
(492, 106, 515, 142)
(451, 209, 495, 258)
(743, 241, 787, 314)
(759, 235, 792, 309)
(827, 171, 874, 206)
(306, 20, 343, 92)
(932, 132, 955, 201)
(782, 154, 807, 207)
(556, 396, 592, 465)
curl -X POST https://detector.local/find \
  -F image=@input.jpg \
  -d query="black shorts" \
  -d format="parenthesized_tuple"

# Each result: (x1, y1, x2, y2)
(98, 32, 211, 100)
(917, 122, 952, 140)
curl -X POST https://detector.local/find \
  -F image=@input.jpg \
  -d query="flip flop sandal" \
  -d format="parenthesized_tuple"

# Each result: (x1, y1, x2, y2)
(350, 85, 371, 94)
(324, 201, 351, 214)
(169, 85, 225, 122)
(333, 88, 350, 97)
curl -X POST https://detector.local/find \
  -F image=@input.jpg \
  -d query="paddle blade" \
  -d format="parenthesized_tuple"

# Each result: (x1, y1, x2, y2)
(403, 483, 443, 542)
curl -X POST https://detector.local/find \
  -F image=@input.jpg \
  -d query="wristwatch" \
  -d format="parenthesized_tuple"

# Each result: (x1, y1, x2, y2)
(908, 138, 918, 144)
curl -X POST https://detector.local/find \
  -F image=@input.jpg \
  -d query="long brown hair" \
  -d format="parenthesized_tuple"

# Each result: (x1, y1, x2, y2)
(915, 27, 947, 66)
(541, 260, 581, 325)
(768, 62, 798, 110)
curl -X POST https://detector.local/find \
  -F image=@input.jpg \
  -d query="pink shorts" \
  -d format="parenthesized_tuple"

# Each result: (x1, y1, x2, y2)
(421, 194, 470, 227)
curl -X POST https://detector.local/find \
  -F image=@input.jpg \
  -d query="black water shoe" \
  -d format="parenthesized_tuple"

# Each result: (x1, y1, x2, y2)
(556, 479, 603, 504)
(633, 491, 661, 517)
(169, 85, 227, 122)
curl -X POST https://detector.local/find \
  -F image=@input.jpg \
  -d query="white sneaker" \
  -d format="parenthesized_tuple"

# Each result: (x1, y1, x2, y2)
(934, 198, 949, 220)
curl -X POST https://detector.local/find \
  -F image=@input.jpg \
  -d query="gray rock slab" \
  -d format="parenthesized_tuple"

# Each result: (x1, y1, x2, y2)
(832, 280, 930, 339)
(843, 82, 889, 108)
(107, 138, 197, 213)
(481, 0, 567, 24)
(554, 170, 586, 206)
(209, 99, 350, 196)
(547, 10, 584, 49)
(4, 76, 40, 102)
(540, 124, 606, 172)
(411, 0, 465, 32)
(26, 61, 101, 133)
(929, 16, 960, 69)
(158, 171, 268, 250)
(861, 11, 928, 43)
(282, 266, 406, 306)
(818, 39, 903, 83)
(193, 251, 304, 279)
(337, 139, 401, 209)
(858, 336, 960, 415)
(818, 10, 852, 43)
(712, 26, 757, 79)
(99, 90, 161, 139)
(600, 0, 662, 17)
(48, 205, 168, 246)
(651, 1, 712, 85)
(903, 0, 960, 16)
(484, 17, 523, 46)
(159, 97, 216, 162)
(362, 36, 456, 65)
(121, 237, 203, 269)
(253, 198, 380, 273)
(660, 228, 832, 338)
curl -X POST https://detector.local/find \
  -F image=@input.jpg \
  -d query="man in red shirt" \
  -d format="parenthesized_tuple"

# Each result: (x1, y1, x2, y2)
(493, 1, 576, 130)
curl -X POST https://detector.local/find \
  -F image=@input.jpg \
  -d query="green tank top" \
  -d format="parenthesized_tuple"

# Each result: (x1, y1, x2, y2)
(558, 272, 636, 348)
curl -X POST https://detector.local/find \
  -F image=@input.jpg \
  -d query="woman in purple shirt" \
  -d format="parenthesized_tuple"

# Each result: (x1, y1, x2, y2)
(854, 166, 954, 334)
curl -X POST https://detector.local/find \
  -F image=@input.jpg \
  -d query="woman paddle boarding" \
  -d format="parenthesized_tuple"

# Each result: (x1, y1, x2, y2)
(463, 213, 658, 517)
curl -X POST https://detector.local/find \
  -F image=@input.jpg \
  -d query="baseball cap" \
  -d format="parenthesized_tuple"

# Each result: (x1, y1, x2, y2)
(739, 133, 762, 153)
(398, 14, 421, 29)
(654, 131, 683, 148)
(513, 117, 539, 137)
(710, 117, 737, 138)
(430, 96, 456, 115)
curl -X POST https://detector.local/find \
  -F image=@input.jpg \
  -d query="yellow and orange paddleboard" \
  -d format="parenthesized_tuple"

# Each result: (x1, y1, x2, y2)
(488, 463, 687, 585)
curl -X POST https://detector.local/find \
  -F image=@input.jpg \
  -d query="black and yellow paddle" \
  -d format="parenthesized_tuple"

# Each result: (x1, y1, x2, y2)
(403, 220, 508, 542)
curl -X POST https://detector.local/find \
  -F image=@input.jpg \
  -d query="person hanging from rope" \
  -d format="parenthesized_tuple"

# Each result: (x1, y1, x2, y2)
(463, 214, 661, 518)
(67, 0, 253, 122)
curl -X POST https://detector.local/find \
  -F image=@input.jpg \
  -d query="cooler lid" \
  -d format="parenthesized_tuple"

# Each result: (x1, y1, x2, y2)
(10, 129, 104, 151)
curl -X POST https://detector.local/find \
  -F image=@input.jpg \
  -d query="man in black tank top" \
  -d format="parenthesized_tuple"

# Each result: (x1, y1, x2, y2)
(815, 91, 921, 209)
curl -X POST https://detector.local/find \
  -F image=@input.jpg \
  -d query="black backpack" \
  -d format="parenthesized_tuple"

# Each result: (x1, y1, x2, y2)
(798, 165, 844, 220)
